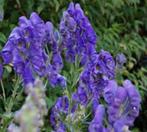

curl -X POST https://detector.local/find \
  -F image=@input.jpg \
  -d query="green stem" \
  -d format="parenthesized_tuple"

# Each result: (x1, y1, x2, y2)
(0, 80, 6, 102)
(44, 79, 48, 89)
(6, 77, 20, 113)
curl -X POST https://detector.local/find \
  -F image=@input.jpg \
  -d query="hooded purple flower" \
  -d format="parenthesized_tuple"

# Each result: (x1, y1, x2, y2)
(50, 96, 69, 130)
(116, 53, 126, 68)
(48, 69, 66, 88)
(21, 62, 34, 84)
(72, 86, 89, 106)
(55, 96, 69, 113)
(1, 50, 12, 64)
(87, 80, 141, 132)
(74, 50, 115, 106)
(107, 80, 141, 131)
(93, 50, 115, 79)
(103, 80, 117, 104)
(89, 105, 106, 132)
(60, 2, 97, 63)
(46, 22, 63, 71)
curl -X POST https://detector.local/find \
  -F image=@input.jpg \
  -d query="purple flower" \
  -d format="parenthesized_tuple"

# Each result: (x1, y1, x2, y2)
(94, 50, 115, 79)
(77, 50, 115, 103)
(51, 52, 63, 72)
(2, 12, 66, 87)
(55, 96, 69, 113)
(123, 80, 141, 123)
(1, 51, 13, 64)
(71, 103, 78, 113)
(50, 107, 58, 127)
(60, 2, 97, 63)
(92, 99, 99, 113)
(72, 86, 89, 106)
(103, 80, 117, 104)
(50, 96, 69, 130)
(113, 119, 131, 132)
(89, 105, 106, 132)
(13, 50, 26, 74)
(1, 28, 19, 64)
(48, 70, 66, 88)
(46, 22, 63, 71)
(30, 12, 43, 25)
(116, 53, 126, 68)
(21, 62, 34, 84)
(107, 80, 141, 130)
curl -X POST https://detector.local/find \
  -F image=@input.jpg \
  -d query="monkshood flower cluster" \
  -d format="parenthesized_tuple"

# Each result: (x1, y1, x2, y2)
(51, 81, 141, 132)
(60, 2, 97, 64)
(72, 50, 115, 106)
(8, 78, 47, 132)
(50, 96, 69, 131)
(89, 80, 141, 132)
(49, 2, 141, 132)
(1, 12, 66, 87)
(50, 95, 86, 131)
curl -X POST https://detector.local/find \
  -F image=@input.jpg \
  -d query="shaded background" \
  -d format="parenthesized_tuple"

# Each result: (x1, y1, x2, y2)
(0, 0, 147, 131)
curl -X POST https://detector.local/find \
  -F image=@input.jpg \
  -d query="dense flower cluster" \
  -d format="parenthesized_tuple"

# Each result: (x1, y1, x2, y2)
(1, 12, 66, 87)
(8, 78, 47, 132)
(72, 50, 115, 106)
(49, 2, 141, 132)
(50, 49, 116, 131)
(50, 58, 141, 132)
(88, 80, 141, 132)
(51, 80, 140, 132)
(46, 22, 63, 72)
(60, 2, 97, 64)
(50, 95, 86, 131)
(50, 96, 69, 131)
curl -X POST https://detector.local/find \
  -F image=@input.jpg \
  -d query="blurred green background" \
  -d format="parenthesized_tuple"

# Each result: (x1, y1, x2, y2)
(0, 0, 147, 131)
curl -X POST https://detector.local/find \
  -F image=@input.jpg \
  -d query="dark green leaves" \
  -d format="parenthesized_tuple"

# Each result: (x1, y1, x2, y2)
(0, 0, 4, 21)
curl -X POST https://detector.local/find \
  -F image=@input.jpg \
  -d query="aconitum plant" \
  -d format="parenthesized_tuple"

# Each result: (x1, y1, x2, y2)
(89, 80, 141, 132)
(49, 3, 141, 132)
(0, 2, 141, 132)
(1, 12, 66, 87)
(60, 2, 97, 64)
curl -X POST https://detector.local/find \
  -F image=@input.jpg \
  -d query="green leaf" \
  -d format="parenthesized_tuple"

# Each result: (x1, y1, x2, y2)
(0, 33, 6, 42)
(0, 0, 4, 21)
